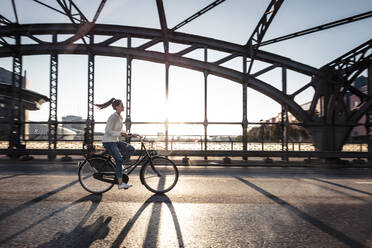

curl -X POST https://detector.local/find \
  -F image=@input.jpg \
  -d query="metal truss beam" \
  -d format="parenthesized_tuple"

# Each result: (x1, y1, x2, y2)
(156, 0, 169, 54)
(138, 0, 225, 52)
(137, 38, 162, 50)
(203, 48, 208, 159)
(0, 24, 323, 76)
(0, 42, 312, 124)
(55, 0, 91, 48)
(9, 38, 22, 151)
(251, 64, 277, 77)
(242, 57, 248, 160)
(246, 0, 284, 74)
(259, 10, 372, 47)
(0, 15, 12, 25)
(32, 0, 81, 23)
(323, 39, 372, 105)
(289, 82, 313, 100)
(281, 67, 288, 152)
(170, 0, 226, 32)
(324, 39, 372, 80)
(125, 37, 132, 132)
(86, 51, 95, 151)
(368, 62, 372, 157)
(246, 0, 284, 47)
(11, 0, 19, 23)
(56, 0, 88, 23)
(48, 35, 58, 150)
(92, 0, 107, 23)
(32, 0, 107, 49)
(174, 45, 201, 56)
(97, 34, 126, 46)
(165, 62, 170, 151)
(213, 54, 237, 65)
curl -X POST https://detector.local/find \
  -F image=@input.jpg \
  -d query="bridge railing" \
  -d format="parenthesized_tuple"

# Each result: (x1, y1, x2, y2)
(0, 134, 370, 159)
(0, 121, 370, 160)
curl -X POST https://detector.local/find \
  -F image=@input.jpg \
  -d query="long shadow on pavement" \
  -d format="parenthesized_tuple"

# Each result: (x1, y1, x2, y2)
(112, 194, 184, 248)
(0, 194, 102, 246)
(311, 178, 372, 196)
(301, 178, 372, 203)
(0, 174, 23, 181)
(234, 176, 367, 248)
(0, 176, 88, 221)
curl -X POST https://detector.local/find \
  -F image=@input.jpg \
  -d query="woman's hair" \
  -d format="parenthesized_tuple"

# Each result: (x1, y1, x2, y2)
(95, 98, 122, 110)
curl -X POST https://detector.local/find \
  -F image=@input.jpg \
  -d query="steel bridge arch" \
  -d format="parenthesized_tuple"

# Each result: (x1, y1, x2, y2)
(0, 23, 316, 123)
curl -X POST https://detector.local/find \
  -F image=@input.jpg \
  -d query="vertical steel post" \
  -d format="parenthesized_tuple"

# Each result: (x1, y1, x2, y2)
(165, 62, 169, 152)
(9, 34, 22, 154)
(368, 62, 372, 161)
(125, 37, 132, 133)
(86, 35, 95, 151)
(242, 56, 248, 160)
(281, 67, 289, 159)
(48, 34, 58, 155)
(204, 48, 208, 160)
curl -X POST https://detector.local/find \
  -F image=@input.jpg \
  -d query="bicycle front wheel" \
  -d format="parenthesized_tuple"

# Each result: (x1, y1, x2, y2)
(78, 157, 115, 194)
(140, 156, 179, 194)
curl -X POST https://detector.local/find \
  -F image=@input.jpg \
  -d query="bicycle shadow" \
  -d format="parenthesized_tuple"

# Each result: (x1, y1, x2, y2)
(112, 194, 184, 248)
(0, 194, 102, 246)
(37, 215, 111, 248)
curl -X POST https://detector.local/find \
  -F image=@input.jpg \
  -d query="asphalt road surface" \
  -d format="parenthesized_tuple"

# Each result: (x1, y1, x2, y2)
(0, 161, 372, 248)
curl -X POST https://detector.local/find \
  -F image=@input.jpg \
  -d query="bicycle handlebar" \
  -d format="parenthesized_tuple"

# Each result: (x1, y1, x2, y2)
(128, 133, 145, 141)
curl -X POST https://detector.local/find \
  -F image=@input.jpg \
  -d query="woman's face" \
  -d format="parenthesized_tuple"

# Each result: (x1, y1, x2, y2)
(116, 102, 124, 113)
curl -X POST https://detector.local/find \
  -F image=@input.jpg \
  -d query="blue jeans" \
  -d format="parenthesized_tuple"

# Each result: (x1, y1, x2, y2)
(103, 141, 135, 180)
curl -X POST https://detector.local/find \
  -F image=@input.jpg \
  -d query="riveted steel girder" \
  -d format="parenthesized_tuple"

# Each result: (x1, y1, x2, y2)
(324, 39, 372, 81)
(246, 0, 284, 47)
(0, 24, 322, 77)
(0, 42, 313, 123)
(259, 11, 372, 47)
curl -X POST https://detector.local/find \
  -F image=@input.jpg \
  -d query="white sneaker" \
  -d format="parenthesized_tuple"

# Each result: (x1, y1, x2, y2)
(118, 182, 132, 190)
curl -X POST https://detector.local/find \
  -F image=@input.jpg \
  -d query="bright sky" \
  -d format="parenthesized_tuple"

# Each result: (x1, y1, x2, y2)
(1, 0, 372, 135)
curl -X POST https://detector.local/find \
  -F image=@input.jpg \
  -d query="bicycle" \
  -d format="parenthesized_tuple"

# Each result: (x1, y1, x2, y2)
(78, 135, 179, 194)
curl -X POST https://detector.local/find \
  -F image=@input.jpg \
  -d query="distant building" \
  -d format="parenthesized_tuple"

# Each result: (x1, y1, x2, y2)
(61, 115, 87, 140)
(264, 101, 313, 124)
(62, 115, 85, 131)
(28, 123, 76, 141)
(347, 76, 368, 138)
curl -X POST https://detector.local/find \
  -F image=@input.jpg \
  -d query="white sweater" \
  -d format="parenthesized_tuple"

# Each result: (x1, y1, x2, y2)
(102, 112, 123, 142)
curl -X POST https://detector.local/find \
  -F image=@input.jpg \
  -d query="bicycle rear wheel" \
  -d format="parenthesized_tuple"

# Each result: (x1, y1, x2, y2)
(78, 157, 115, 194)
(140, 156, 179, 194)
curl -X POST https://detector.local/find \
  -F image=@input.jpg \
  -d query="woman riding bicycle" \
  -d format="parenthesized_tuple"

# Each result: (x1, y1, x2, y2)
(95, 98, 135, 190)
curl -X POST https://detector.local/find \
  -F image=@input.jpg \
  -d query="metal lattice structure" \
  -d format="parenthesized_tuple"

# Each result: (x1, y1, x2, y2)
(48, 49, 58, 151)
(86, 52, 94, 151)
(0, 0, 371, 160)
(9, 37, 22, 152)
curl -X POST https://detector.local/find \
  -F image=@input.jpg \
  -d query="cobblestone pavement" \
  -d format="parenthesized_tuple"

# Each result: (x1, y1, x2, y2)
(0, 162, 372, 248)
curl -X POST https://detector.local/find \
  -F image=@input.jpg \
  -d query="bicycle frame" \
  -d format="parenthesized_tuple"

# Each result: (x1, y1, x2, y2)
(103, 136, 155, 176)
(82, 136, 161, 185)
(79, 135, 179, 194)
